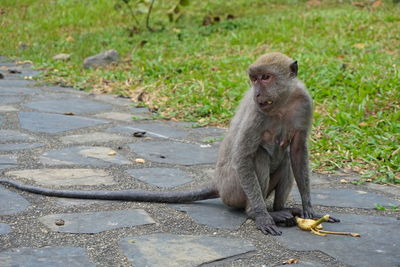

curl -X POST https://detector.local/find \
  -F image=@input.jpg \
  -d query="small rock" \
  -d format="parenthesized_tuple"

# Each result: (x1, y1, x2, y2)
(108, 151, 117, 156)
(83, 49, 119, 69)
(0, 73, 4, 79)
(55, 219, 65, 226)
(53, 53, 71, 61)
(8, 69, 21, 74)
(63, 112, 75, 116)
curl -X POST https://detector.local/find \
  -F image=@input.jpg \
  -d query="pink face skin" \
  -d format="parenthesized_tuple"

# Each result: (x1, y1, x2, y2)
(249, 73, 276, 110)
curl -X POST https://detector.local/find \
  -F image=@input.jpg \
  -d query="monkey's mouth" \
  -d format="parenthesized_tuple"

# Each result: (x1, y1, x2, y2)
(259, 100, 273, 108)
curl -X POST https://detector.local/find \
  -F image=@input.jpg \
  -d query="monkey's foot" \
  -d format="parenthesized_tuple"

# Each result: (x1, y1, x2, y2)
(269, 208, 302, 227)
(255, 214, 282, 236)
(302, 207, 340, 223)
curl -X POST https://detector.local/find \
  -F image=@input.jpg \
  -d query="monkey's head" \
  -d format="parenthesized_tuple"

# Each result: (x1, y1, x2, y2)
(248, 52, 298, 112)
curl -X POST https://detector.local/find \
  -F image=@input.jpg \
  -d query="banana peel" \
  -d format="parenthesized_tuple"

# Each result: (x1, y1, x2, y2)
(295, 215, 361, 237)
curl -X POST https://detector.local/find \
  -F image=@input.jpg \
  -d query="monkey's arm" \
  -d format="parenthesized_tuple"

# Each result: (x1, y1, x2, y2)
(290, 130, 313, 218)
(290, 130, 340, 222)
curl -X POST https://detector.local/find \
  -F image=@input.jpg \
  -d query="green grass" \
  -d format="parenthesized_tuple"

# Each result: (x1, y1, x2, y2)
(1, 0, 399, 184)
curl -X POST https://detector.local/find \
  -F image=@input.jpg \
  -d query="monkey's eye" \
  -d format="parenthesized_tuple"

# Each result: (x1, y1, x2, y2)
(261, 74, 271, 81)
(249, 75, 257, 82)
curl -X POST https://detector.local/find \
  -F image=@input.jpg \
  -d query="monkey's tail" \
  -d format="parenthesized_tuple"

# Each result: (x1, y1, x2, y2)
(0, 179, 219, 203)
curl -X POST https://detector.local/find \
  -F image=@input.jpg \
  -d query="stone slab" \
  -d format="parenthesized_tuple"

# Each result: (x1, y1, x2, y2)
(0, 80, 40, 95)
(0, 105, 18, 112)
(19, 112, 108, 134)
(40, 146, 131, 166)
(109, 122, 188, 139)
(0, 129, 35, 142)
(24, 98, 112, 114)
(128, 141, 218, 165)
(6, 168, 115, 186)
(170, 199, 247, 230)
(0, 156, 18, 170)
(0, 223, 12, 235)
(60, 132, 128, 144)
(39, 209, 155, 233)
(0, 185, 30, 215)
(127, 168, 192, 188)
(0, 143, 45, 152)
(0, 96, 21, 104)
(119, 233, 256, 267)
(277, 213, 400, 267)
(0, 247, 94, 267)
(292, 188, 399, 209)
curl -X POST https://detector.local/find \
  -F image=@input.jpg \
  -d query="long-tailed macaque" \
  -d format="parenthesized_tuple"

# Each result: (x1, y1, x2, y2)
(0, 52, 339, 235)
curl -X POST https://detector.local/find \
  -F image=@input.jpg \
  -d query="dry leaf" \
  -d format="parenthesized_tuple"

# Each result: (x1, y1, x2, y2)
(283, 258, 299, 265)
(55, 219, 65, 226)
(340, 179, 349, 184)
(358, 122, 367, 127)
(352, 2, 366, 7)
(66, 36, 74, 42)
(16, 60, 32, 65)
(307, 0, 321, 6)
(135, 158, 146, 163)
(353, 43, 366, 49)
(372, 0, 382, 7)
(108, 151, 117, 156)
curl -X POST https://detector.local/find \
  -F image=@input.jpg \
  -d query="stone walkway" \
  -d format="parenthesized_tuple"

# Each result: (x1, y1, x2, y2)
(0, 58, 399, 267)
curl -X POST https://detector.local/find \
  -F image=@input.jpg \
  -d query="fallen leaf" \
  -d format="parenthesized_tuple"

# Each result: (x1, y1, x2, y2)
(135, 158, 146, 163)
(66, 36, 74, 42)
(283, 258, 299, 265)
(53, 53, 71, 61)
(372, 0, 382, 7)
(340, 179, 349, 184)
(353, 43, 366, 49)
(133, 131, 146, 137)
(108, 151, 117, 156)
(55, 219, 65, 226)
(307, 0, 321, 6)
(358, 122, 368, 127)
(352, 2, 366, 7)
(16, 60, 32, 65)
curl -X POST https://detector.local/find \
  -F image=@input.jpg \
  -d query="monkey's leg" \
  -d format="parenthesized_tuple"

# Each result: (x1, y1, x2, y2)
(263, 151, 300, 226)
(252, 147, 294, 226)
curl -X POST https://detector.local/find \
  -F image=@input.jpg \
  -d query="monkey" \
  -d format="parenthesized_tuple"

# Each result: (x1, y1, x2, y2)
(0, 52, 339, 235)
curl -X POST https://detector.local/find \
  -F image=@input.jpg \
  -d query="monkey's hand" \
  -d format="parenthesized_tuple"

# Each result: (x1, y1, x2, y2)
(302, 206, 340, 223)
(255, 213, 282, 236)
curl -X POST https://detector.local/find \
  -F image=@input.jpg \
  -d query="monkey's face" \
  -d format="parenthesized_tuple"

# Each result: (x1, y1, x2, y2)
(248, 66, 283, 112)
(248, 54, 298, 113)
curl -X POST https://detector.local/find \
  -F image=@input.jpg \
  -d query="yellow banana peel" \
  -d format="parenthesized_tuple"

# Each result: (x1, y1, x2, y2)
(295, 215, 361, 237)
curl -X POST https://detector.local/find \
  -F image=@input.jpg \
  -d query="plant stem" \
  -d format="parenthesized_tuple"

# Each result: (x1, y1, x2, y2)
(146, 0, 156, 31)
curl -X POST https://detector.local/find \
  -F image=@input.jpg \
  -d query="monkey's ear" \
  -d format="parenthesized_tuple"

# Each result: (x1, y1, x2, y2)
(290, 60, 298, 77)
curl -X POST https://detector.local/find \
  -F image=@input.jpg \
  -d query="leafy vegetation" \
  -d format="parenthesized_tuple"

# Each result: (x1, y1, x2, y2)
(0, 0, 399, 184)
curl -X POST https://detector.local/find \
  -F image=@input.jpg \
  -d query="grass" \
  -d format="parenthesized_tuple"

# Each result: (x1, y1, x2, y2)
(0, 0, 399, 184)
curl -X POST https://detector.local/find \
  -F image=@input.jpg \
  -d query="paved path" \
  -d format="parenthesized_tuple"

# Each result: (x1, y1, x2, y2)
(0, 58, 399, 267)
